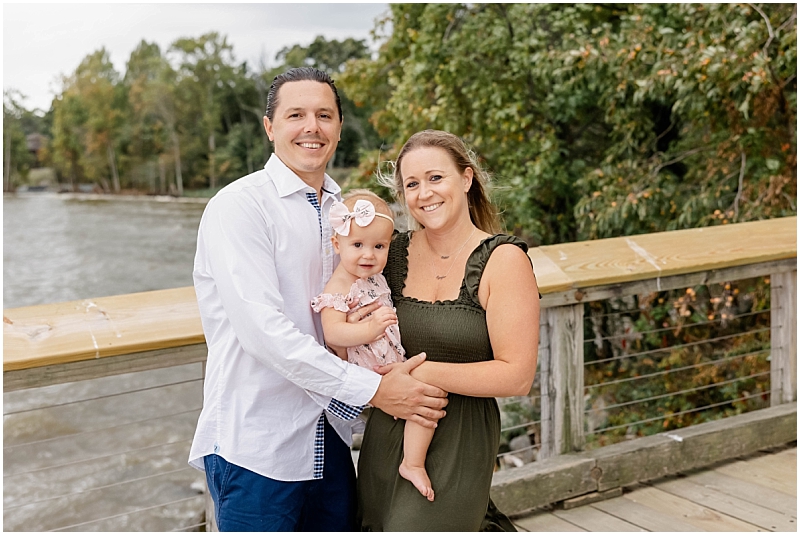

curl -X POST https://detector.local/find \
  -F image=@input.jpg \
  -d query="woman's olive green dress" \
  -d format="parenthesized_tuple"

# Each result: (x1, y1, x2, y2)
(357, 232, 528, 531)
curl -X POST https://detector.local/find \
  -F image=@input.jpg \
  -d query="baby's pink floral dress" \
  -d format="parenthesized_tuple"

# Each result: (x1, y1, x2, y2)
(311, 274, 405, 369)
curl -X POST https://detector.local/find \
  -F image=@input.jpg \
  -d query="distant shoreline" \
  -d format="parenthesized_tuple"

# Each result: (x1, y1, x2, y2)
(4, 191, 210, 204)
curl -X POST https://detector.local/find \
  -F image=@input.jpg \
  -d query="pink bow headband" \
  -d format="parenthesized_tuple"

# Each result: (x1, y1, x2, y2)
(329, 199, 394, 236)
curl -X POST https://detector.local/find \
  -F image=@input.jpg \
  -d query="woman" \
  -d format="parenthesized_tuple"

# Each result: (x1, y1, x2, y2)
(354, 130, 540, 531)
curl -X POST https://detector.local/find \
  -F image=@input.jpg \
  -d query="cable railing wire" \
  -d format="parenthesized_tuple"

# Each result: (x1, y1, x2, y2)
(586, 390, 770, 436)
(4, 467, 195, 511)
(584, 309, 770, 343)
(5, 407, 201, 450)
(497, 443, 541, 459)
(584, 327, 771, 367)
(171, 520, 210, 532)
(584, 348, 770, 390)
(500, 419, 542, 434)
(49, 495, 204, 532)
(5, 438, 192, 478)
(585, 370, 771, 414)
(3, 377, 204, 416)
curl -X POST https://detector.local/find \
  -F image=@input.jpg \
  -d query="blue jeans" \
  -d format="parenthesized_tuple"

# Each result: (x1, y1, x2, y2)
(204, 416, 357, 531)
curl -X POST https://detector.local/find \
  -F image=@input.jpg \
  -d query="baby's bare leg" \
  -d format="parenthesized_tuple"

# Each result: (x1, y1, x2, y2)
(399, 421, 436, 501)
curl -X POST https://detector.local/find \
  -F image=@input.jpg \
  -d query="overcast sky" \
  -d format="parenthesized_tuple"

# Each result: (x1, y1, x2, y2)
(3, 3, 390, 112)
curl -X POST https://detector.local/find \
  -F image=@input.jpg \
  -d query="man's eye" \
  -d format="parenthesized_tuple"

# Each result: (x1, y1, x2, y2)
(319, 114, 331, 119)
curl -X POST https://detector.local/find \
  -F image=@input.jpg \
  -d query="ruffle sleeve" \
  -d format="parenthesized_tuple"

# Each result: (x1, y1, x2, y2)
(311, 292, 350, 313)
(463, 234, 532, 307)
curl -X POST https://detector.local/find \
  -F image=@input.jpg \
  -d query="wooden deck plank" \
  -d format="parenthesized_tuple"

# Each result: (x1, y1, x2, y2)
(624, 485, 762, 532)
(684, 469, 797, 518)
(743, 450, 797, 480)
(552, 505, 645, 532)
(654, 476, 797, 531)
(591, 495, 700, 532)
(513, 511, 587, 532)
(715, 457, 797, 497)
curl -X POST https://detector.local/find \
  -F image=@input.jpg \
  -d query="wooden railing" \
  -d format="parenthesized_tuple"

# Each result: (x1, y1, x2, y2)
(4, 216, 797, 529)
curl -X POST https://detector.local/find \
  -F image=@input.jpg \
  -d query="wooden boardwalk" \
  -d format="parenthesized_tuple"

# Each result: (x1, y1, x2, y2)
(513, 446, 796, 532)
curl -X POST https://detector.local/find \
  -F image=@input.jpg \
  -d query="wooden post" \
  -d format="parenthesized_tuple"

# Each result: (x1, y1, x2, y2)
(771, 270, 797, 405)
(539, 303, 585, 458)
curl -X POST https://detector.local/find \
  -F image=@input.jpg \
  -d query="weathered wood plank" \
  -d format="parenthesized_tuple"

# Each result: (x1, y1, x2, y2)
(592, 402, 797, 491)
(3, 344, 208, 392)
(714, 458, 797, 497)
(492, 404, 795, 515)
(540, 304, 584, 458)
(513, 511, 586, 532)
(654, 476, 797, 531)
(552, 505, 645, 532)
(538, 217, 796, 291)
(3, 287, 205, 371)
(591, 495, 699, 531)
(683, 468, 797, 518)
(491, 453, 597, 517)
(625, 484, 761, 531)
(744, 448, 797, 479)
(771, 270, 797, 405)
(541, 258, 796, 307)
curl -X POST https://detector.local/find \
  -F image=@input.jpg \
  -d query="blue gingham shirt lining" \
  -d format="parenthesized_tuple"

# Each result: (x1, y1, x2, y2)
(306, 191, 367, 479)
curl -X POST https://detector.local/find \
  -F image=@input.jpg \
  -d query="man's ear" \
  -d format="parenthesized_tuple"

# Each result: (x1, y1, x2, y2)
(331, 235, 340, 254)
(263, 116, 274, 141)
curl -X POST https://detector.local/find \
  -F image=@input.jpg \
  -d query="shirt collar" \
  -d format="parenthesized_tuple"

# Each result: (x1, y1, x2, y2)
(265, 154, 341, 199)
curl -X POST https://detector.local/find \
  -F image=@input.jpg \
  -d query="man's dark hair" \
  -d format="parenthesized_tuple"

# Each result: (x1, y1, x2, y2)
(266, 67, 343, 123)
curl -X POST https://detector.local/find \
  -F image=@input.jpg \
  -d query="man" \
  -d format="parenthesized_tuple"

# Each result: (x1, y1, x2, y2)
(188, 67, 448, 531)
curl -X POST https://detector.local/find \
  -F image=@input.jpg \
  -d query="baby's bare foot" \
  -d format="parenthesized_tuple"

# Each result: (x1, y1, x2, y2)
(399, 460, 434, 501)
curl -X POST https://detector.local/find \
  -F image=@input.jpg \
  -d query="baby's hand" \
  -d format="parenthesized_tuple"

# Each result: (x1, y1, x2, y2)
(367, 306, 397, 341)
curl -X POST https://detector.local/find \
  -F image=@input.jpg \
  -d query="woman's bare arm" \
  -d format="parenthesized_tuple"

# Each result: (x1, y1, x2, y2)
(398, 244, 540, 397)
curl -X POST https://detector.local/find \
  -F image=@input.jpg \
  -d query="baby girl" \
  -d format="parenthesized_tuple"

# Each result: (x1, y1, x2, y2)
(312, 189, 436, 501)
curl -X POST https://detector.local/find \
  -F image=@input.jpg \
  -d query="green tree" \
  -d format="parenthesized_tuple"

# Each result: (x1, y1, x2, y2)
(170, 32, 238, 190)
(51, 48, 124, 192)
(3, 90, 34, 191)
(342, 4, 796, 244)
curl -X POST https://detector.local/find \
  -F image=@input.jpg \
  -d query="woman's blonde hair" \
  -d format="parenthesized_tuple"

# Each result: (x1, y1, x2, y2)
(378, 130, 501, 234)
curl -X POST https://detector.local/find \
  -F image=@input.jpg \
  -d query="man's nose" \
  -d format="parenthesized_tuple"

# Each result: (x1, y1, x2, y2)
(303, 115, 320, 133)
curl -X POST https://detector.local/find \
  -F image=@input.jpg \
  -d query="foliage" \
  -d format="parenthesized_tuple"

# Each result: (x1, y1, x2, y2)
(583, 277, 771, 448)
(340, 3, 796, 245)
(19, 34, 382, 194)
(3, 90, 36, 190)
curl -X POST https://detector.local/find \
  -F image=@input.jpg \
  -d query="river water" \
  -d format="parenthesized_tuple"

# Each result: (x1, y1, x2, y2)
(4, 193, 209, 531)
(4, 193, 207, 309)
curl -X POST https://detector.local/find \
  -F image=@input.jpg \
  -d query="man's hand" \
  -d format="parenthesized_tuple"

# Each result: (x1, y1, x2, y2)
(369, 353, 448, 429)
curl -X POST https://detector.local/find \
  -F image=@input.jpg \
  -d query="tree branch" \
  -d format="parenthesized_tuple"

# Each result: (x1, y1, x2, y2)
(733, 152, 746, 220)
(748, 3, 775, 53)
(652, 146, 712, 175)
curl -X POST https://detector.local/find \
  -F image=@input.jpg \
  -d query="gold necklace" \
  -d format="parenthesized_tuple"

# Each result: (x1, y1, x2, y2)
(429, 228, 477, 280)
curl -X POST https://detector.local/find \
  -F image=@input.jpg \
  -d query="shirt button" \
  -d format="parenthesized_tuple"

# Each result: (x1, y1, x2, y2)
(213, 444, 220, 453)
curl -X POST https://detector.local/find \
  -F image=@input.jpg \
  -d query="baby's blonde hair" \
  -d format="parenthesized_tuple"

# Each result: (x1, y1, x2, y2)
(342, 189, 394, 221)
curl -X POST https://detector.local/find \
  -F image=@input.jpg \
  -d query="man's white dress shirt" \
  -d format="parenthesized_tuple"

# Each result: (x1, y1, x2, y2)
(189, 154, 381, 481)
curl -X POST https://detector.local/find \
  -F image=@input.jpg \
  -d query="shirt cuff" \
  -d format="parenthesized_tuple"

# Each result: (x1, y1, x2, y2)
(334, 363, 381, 407)
(327, 398, 365, 421)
